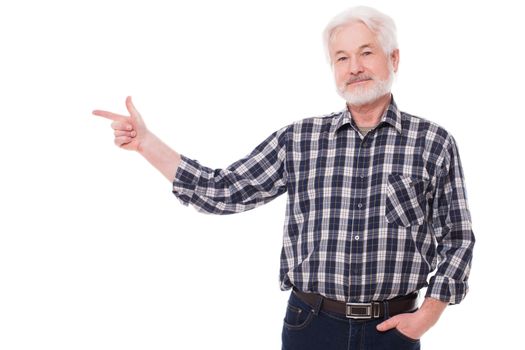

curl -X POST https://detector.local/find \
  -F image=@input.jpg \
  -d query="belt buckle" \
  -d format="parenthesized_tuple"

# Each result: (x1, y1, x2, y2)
(345, 302, 378, 319)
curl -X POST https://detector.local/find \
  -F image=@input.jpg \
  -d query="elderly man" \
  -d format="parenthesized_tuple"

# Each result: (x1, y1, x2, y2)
(93, 6, 474, 350)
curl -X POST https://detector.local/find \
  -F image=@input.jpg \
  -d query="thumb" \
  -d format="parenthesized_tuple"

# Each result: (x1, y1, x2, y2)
(376, 316, 399, 332)
(125, 96, 144, 122)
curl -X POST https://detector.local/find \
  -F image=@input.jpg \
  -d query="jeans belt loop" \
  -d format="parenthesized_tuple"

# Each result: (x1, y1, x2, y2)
(312, 293, 324, 316)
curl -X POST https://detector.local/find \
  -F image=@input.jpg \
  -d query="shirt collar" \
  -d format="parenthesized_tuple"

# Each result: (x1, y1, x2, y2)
(333, 95, 403, 135)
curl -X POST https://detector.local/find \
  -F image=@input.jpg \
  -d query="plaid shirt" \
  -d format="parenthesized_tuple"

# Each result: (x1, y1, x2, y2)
(172, 96, 475, 304)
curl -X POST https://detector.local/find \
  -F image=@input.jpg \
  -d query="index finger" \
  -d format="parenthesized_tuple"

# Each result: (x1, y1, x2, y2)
(92, 109, 128, 121)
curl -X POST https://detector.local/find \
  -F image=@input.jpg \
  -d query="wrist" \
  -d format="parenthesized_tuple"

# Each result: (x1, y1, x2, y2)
(417, 297, 447, 327)
(137, 130, 155, 155)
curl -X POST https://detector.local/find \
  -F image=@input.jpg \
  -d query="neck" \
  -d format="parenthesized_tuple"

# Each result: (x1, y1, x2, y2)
(347, 93, 391, 128)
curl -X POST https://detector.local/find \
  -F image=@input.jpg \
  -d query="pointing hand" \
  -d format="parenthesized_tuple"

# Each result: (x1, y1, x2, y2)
(93, 96, 149, 152)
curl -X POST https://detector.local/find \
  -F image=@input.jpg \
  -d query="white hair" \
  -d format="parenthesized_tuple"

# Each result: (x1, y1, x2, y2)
(322, 6, 398, 64)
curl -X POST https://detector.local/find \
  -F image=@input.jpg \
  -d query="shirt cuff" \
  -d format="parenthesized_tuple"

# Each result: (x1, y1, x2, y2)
(172, 154, 202, 206)
(425, 275, 469, 305)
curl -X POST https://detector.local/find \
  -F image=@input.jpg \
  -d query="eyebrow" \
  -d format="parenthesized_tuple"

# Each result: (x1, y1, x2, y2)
(334, 44, 375, 56)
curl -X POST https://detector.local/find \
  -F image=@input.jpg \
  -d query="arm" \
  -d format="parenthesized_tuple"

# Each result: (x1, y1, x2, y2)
(138, 131, 181, 182)
(378, 134, 475, 339)
(93, 96, 289, 214)
(171, 126, 289, 214)
(426, 134, 475, 304)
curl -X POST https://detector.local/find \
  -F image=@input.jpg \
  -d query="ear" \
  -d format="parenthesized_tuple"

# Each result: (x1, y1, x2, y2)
(390, 49, 400, 73)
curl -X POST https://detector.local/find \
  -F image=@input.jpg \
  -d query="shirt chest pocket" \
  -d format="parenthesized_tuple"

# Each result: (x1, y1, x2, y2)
(385, 173, 428, 227)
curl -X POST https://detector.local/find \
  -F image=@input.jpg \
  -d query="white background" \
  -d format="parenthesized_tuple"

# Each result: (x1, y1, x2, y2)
(1, 0, 523, 349)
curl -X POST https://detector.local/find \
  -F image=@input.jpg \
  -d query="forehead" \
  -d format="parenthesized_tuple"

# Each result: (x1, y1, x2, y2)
(329, 21, 380, 53)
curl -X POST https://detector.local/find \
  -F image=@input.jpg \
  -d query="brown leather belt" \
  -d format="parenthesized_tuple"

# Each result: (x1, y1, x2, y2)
(293, 289, 419, 319)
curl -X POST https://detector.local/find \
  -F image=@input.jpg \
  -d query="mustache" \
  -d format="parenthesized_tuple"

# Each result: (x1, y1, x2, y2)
(346, 75, 373, 85)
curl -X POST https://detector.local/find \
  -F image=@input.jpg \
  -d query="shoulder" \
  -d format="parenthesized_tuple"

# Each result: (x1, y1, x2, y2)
(257, 110, 343, 150)
(400, 111, 461, 171)
(286, 110, 345, 134)
(400, 111, 455, 148)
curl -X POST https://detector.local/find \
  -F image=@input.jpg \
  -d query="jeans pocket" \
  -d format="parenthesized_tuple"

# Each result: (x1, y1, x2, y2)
(392, 328, 420, 343)
(283, 293, 315, 331)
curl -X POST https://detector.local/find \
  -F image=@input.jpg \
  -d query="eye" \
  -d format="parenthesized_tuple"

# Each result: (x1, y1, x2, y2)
(362, 51, 372, 56)
(336, 57, 347, 62)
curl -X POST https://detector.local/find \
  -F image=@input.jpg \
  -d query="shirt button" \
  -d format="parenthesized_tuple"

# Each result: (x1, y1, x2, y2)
(357, 203, 363, 209)
(354, 236, 360, 240)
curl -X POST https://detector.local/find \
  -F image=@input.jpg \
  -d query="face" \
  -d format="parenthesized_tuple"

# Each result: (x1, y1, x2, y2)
(328, 21, 399, 106)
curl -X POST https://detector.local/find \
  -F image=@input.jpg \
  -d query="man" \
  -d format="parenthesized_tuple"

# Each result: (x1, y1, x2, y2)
(93, 6, 474, 350)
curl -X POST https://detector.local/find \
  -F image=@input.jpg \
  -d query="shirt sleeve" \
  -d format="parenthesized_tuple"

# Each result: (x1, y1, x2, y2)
(426, 134, 475, 304)
(172, 126, 288, 214)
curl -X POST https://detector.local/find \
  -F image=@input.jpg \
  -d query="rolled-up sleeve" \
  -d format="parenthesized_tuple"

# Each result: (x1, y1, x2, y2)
(426, 134, 475, 304)
(172, 126, 289, 214)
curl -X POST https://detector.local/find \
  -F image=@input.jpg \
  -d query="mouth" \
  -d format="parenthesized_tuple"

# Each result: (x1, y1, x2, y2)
(347, 78, 372, 86)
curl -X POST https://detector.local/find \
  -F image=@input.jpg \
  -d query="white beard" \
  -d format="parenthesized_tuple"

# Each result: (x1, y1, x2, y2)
(336, 68, 395, 106)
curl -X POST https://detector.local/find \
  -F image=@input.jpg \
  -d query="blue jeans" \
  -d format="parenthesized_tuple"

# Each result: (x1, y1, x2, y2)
(281, 291, 421, 350)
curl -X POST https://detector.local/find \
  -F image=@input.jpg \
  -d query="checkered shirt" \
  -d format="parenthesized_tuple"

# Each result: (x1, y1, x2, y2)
(172, 97, 475, 304)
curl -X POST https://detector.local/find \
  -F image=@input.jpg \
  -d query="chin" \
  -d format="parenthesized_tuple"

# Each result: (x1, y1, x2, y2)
(337, 68, 395, 106)
(339, 89, 377, 106)
(338, 80, 393, 106)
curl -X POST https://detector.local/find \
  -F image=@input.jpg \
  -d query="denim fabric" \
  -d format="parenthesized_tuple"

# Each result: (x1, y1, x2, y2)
(282, 291, 420, 350)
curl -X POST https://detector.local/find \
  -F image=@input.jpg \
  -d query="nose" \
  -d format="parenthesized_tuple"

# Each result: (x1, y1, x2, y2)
(348, 57, 364, 75)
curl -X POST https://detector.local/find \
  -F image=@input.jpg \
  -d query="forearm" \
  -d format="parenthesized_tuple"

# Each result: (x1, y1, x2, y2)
(418, 297, 448, 327)
(171, 127, 288, 214)
(137, 131, 181, 182)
